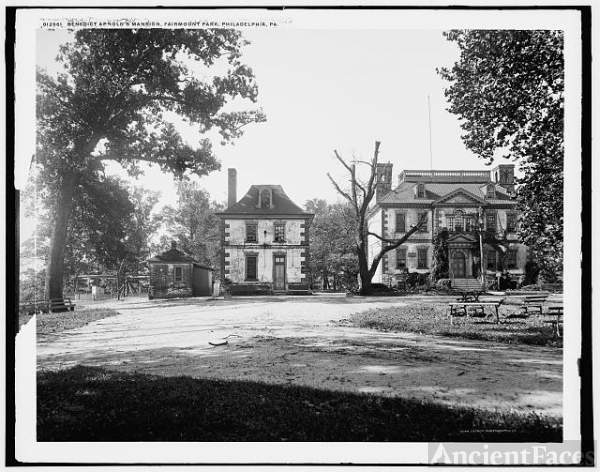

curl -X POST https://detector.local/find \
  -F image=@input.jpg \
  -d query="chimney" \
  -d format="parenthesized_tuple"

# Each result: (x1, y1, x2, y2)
(171, 241, 177, 250)
(228, 168, 237, 208)
(375, 163, 393, 202)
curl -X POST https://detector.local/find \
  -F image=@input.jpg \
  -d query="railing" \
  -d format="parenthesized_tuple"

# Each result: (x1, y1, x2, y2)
(399, 170, 491, 183)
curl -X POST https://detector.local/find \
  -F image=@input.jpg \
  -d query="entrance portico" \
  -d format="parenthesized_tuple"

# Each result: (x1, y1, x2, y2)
(447, 233, 478, 279)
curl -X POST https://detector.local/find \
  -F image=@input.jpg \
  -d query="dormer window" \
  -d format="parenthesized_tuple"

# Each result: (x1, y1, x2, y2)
(257, 188, 274, 209)
(261, 189, 271, 209)
(415, 183, 426, 199)
(486, 183, 496, 199)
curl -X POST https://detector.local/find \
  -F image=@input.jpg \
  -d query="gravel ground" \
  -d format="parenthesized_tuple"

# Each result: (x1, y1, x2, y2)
(36, 295, 562, 416)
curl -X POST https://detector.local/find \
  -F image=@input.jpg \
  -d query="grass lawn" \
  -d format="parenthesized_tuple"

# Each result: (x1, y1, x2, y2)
(37, 365, 561, 442)
(34, 306, 119, 341)
(346, 296, 562, 347)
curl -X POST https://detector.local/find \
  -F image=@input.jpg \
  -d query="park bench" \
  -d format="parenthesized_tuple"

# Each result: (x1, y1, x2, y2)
(19, 299, 50, 315)
(287, 283, 312, 295)
(448, 298, 505, 324)
(18, 297, 76, 315)
(49, 298, 76, 312)
(543, 306, 563, 337)
(520, 294, 549, 314)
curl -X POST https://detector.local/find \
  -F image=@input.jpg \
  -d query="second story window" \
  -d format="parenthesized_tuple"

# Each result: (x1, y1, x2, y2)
(246, 223, 258, 242)
(274, 223, 285, 242)
(507, 213, 517, 232)
(396, 213, 406, 233)
(416, 183, 426, 198)
(486, 213, 496, 233)
(417, 212, 428, 233)
(454, 211, 464, 232)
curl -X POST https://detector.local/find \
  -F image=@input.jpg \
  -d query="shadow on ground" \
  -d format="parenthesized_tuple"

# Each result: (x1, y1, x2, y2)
(37, 365, 561, 442)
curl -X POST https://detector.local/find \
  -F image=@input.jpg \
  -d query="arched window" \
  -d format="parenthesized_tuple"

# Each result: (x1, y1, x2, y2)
(261, 189, 271, 209)
(453, 210, 463, 232)
(486, 183, 496, 199)
(416, 183, 425, 198)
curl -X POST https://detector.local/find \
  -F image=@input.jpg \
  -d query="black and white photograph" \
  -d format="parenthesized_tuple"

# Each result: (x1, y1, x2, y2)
(9, 4, 593, 467)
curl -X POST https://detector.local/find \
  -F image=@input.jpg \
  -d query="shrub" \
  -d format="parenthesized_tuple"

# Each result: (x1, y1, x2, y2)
(435, 278, 452, 291)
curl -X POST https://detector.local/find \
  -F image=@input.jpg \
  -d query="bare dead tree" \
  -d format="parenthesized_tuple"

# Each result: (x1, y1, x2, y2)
(327, 141, 427, 295)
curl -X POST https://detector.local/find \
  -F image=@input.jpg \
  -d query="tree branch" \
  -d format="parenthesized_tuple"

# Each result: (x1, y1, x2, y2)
(327, 173, 354, 206)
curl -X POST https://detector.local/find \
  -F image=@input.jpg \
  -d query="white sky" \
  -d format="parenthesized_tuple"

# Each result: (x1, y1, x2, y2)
(34, 26, 485, 210)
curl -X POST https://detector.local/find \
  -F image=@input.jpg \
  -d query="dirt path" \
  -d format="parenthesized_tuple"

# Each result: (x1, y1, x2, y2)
(36, 296, 562, 416)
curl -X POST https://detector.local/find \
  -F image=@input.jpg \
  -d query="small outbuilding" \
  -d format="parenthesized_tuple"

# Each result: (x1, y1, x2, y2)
(148, 241, 213, 299)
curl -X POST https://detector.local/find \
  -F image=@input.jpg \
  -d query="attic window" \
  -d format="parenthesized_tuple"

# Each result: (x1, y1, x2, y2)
(416, 183, 426, 198)
(261, 189, 271, 209)
(486, 183, 496, 199)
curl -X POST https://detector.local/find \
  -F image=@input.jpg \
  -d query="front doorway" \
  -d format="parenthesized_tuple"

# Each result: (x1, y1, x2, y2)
(451, 251, 466, 278)
(273, 255, 286, 291)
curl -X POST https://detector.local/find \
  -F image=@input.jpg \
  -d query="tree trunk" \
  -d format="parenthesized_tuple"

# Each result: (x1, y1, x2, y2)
(44, 173, 79, 299)
(357, 247, 373, 295)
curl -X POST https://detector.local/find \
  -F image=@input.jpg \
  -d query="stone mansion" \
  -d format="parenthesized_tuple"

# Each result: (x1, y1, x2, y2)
(367, 164, 527, 287)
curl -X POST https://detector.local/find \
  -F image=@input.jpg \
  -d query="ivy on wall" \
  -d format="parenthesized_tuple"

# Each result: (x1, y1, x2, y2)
(431, 228, 449, 282)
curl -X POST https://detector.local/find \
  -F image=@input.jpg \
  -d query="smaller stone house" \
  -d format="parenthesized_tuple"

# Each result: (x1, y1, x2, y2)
(148, 242, 213, 299)
(215, 169, 314, 293)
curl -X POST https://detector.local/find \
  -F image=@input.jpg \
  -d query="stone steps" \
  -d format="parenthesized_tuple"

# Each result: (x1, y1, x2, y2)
(451, 278, 483, 291)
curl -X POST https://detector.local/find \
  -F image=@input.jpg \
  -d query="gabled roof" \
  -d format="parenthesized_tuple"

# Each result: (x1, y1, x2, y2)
(149, 248, 198, 264)
(217, 185, 313, 217)
(433, 188, 486, 206)
(447, 233, 478, 244)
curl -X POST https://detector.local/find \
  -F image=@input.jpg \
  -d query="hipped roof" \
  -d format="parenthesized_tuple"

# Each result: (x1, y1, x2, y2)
(148, 248, 212, 269)
(217, 185, 313, 217)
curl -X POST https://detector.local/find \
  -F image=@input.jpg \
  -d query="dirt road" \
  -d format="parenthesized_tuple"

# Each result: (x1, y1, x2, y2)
(36, 296, 562, 416)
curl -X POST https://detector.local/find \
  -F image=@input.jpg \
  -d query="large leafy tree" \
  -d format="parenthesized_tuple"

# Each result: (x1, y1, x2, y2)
(21, 169, 161, 296)
(438, 30, 564, 281)
(159, 181, 225, 276)
(37, 29, 264, 298)
(304, 199, 359, 290)
(328, 142, 426, 295)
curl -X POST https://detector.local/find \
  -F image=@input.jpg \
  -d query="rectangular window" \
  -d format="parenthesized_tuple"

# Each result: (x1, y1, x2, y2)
(507, 249, 518, 269)
(274, 223, 285, 242)
(174, 266, 183, 283)
(246, 223, 258, 242)
(246, 255, 258, 280)
(396, 247, 407, 269)
(418, 212, 428, 233)
(417, 248, 428, 269)
(464, 217, 472, 232)
(395, 213, 406, 233)
(486, 251, 496, 270)
(446, 216, 454, 231)
(507, 213, 517, 232)
(486, 213, 496, 232)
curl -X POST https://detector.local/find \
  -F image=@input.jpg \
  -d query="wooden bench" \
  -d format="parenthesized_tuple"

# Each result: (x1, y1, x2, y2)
(287, 283, 312, 295)
(520, 294, 549, 314)
(19, 299, 50, 315)
(449, 299, 505, 324)
(543, 306, 563, 337)
(19, 298, 76, 315)
(49, 298, 76, 312)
